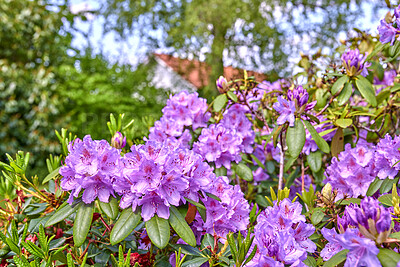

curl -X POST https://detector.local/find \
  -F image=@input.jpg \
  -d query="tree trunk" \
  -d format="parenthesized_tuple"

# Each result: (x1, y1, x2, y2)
(201, 25, 226, 101)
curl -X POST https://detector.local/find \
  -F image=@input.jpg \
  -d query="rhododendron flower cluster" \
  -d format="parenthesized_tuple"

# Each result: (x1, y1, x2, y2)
(148, 91, 210, 145)
(114, 141, 215, 221)
(194, 104, 255, 168)
(192, 176, 250, 238)
(247, 199, 316, 266)
(321, 228, 381, 267)
(341, 49, 371, 77)
(374, 134, 400, 179)
(324, 143, 376, 198)
(378, 6, 400, 45)
(60, 135, 122, 204)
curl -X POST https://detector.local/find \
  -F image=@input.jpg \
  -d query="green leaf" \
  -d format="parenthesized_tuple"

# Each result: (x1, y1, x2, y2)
(307, 151, 322, 172)
(286, 119, 306, 158)
(98, 197, 119, 220)
(337, 82, 353, 106)
(227, 91, 237, 102)
(303, 120, 330, 153)
(322, 249, 348, 267)
(233, 163, 253, 181)
(145, 215, 170, 249)
(380, 178, 399, 194)
(181, 257, 208, 267)
(303, 256, 317, 267)
(354, 76, 377, 107)
(331, 75, 349, 95)
(45, 202, 82, 227)
(366, 178, 384, 196)
(250, 154, 265, 169)
(390, 83, 400, 93)
(42, 167, 61, 184)
(377, 248, 400, 267)
(169, 206, 196, 247)
(184, 197, 206, 210)
(311, 209, 324, 225)
(213, 94, 228, 112)
(378, 194, 393, 207)
(73, 203, 94, 247)
(376, 89, 391, 104)
(337, 198, 361, 205)
(110, 208, 141, 245)
(335, 118, 353, 129)
(365, 42, 389, 61)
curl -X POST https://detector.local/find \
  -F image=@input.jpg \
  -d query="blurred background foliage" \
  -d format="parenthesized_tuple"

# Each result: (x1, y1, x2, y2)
(0, 0, 389, 176)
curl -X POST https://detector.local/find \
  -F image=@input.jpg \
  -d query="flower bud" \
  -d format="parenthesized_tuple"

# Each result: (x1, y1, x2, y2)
(216, 76, 229, 93)
(321, 183, 333, 204)
(111, 132, 126, 149)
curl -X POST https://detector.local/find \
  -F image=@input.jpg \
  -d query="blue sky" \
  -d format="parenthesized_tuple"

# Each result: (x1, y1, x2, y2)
(68, 0, 389, 70)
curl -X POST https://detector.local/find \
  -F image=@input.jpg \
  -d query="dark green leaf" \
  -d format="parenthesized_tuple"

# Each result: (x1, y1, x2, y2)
(322, 249, 348, 267)
(169, 244, 204, 257)
(73, 203, 94, 247)
(182, 257, 209, 267)
(286, 119, 306, 158)
(377, 248, 400, 267)
(45, 202, 82, 227)
(337, 82, 353, 106)
(331, 75, 349, 95)
(169, 206, 196, 247)
(311, 209, 324, 225)
(304, 256, 317, 267)
(303, 120, 330, 153)
(354, 76, 377, 106)
(366, 178, 384, 196)
(98, 197, 119, 220)
(376, 89, 391, 104)
(184, 197, 206, 210)
(337, 198, 361, 205)
(213, 94, 228, 112)
(110, 208, 141, 245)
(145, 215, 170, 249)
(233, 163, 253, 181)
(380, 178, 399, 194)
(307, 151, 322, 172)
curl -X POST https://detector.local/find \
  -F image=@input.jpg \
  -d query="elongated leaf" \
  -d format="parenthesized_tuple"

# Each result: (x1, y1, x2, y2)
(366, 178, 384, 196)
(45, 202, 82, 227)
(380, 178, 399, 194)
(377, 248, 400, 267)
(184, 197, 206, 210)
(169, 206, 196, 247)
(331, 75, 349, 95)
(182, 257, 208, 267)
(354, 76, 377, 106)
(335, 118, 352, 128)
(213, 94, 228, 112)
(307, 151, 322, 172)
(331, 128, 343, 158)
(378, 194, 393, 207)
(42, 167, 61, 184)
(337, 82, 353, 106)
(98, 197, 119, 220)
(323, 249, 348, 267)
(303, 120, 330, 153)
(286, 119, 306, 158)
(233, 163, 253, 181)
(110, 208, 141, 245)
(73, 203, 94, 247)
(145, 215, 170, 249)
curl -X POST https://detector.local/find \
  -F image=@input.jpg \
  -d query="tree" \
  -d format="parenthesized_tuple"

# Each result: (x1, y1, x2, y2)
(100, 0, 386, 97)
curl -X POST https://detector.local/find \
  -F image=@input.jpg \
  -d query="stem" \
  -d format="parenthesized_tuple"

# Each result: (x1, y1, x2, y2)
(278, 133, 285, 190)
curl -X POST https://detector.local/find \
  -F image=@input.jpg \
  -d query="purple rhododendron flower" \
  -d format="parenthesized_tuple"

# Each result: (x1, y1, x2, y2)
(193, 124, 242, 169)
(374, 70, 396, 90)
(148, 91, 210, 145)
(287, 86, 316, 111)
(324, 143, 376, 198)
(375, 134, 400, 179)
(321, 227, 381, 267)
(114, 140, 216, 221)
(341, 49, 371, 77)
(191, 176, 250, 239)
(60, 135, 122, 204)
(273, 96, 296, 126)
(378, 19, 397, 45)
(247, 199, 315, 266)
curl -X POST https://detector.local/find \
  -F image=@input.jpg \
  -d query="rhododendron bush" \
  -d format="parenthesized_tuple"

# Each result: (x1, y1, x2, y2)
(3, 8, 400, 267)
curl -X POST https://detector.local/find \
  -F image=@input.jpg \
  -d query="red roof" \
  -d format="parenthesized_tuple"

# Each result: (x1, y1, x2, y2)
(154, 53, 267, 89)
